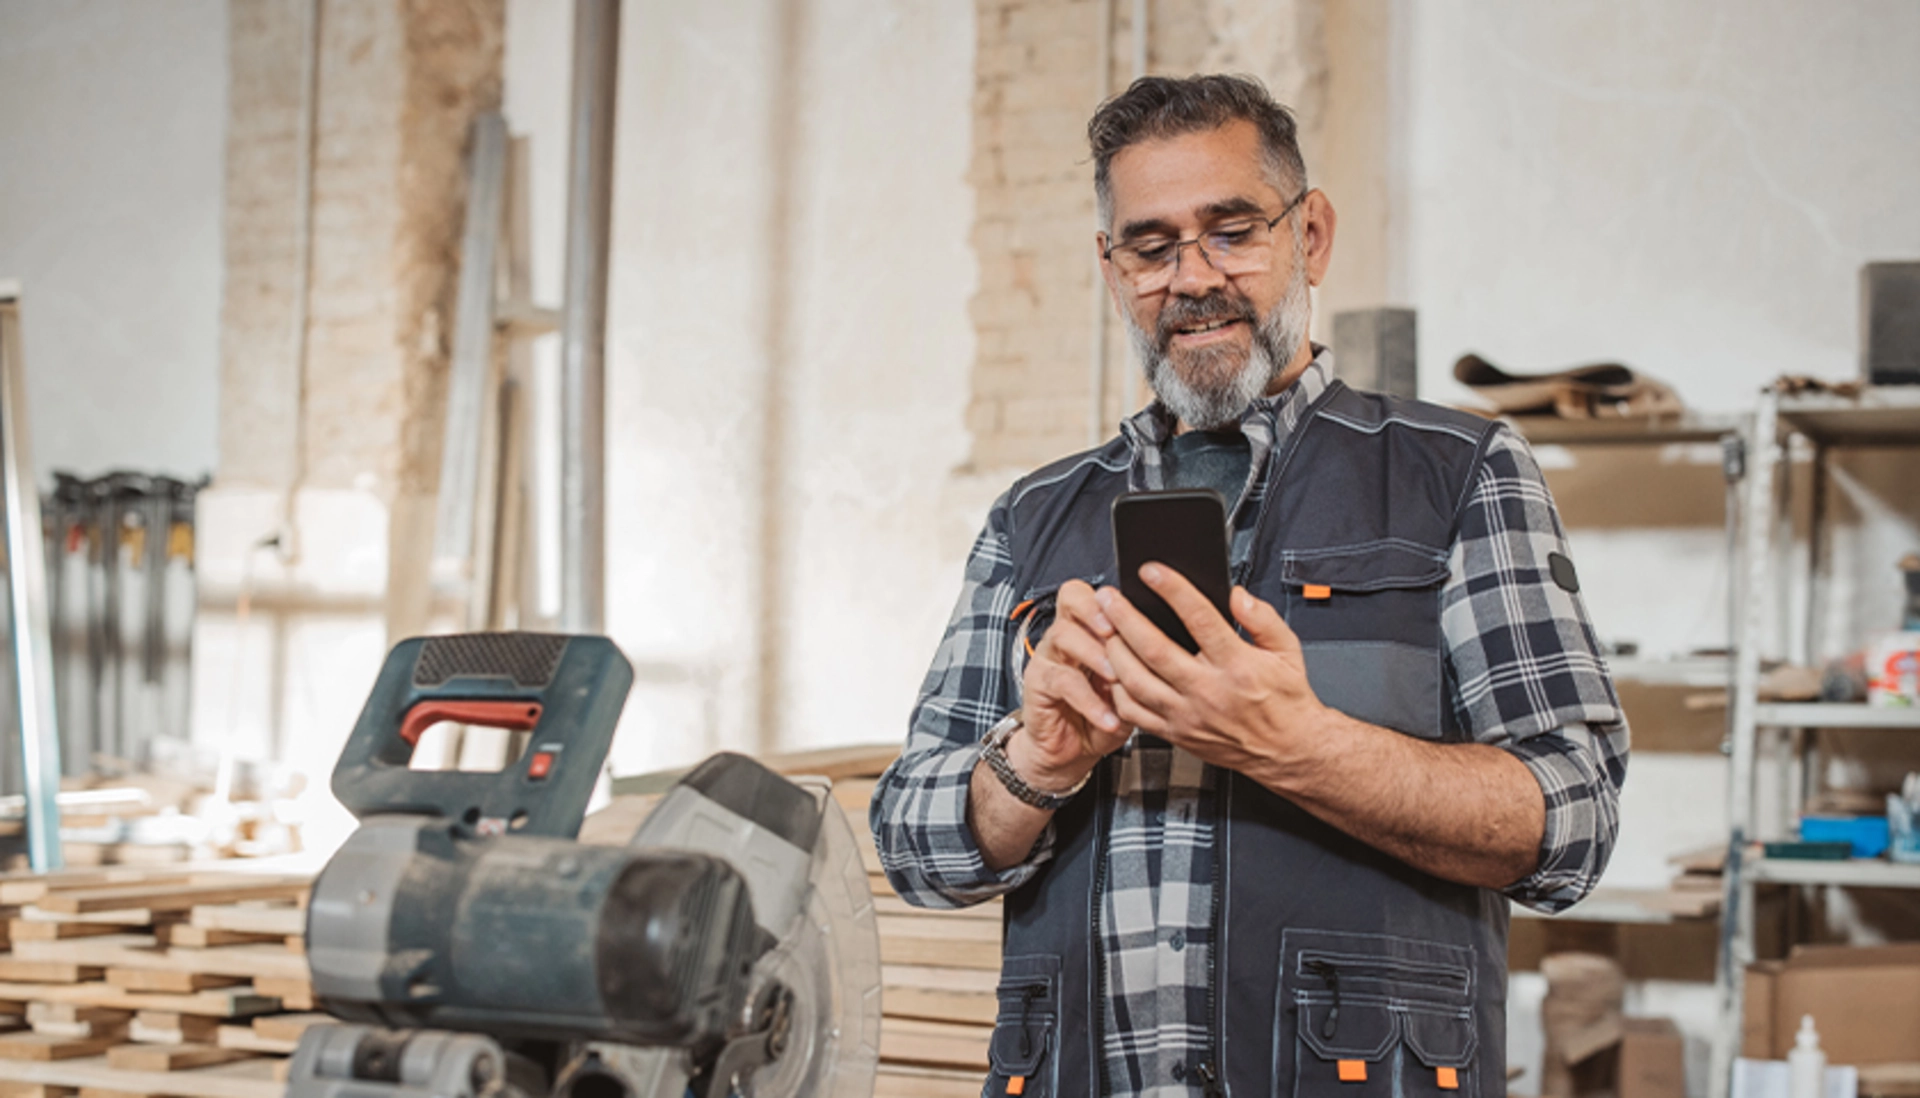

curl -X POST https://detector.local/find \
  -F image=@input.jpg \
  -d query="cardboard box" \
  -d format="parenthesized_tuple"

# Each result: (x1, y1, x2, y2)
(1743, 943, 1920, 1064)
(1618, 1018, 1686, 1098)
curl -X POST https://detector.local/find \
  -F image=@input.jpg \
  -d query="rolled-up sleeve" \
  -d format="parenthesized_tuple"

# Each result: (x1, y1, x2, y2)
(1441, 428, 1629, 913)
(869, 494, 1055, 908)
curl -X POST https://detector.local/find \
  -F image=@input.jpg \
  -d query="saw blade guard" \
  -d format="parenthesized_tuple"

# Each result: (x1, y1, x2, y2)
(625, 754, 882, 1098)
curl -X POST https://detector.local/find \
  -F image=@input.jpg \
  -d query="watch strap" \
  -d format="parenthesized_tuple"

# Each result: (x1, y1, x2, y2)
(980, 712, 1087, 811)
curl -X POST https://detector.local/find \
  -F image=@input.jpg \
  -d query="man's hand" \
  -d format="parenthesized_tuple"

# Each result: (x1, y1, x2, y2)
(1013, 580, 1134, 789)
(968, 580, 1133, 872)
(1096, 565, 1329, 785)
(1097, 564, 1547, 891)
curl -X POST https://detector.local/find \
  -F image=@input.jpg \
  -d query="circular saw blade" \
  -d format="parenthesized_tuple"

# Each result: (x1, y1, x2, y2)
(742, 777, 881, 1098)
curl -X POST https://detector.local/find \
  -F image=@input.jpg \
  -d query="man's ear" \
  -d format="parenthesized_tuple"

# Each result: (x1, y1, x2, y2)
(1301, 190, 1337, 288)
(1096, 235, 1128, 313)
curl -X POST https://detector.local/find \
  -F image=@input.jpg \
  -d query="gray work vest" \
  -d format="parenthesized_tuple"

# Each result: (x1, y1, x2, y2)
(985, 381, 1509, 1097)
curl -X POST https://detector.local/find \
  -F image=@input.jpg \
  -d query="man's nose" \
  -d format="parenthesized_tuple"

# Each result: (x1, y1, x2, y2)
(1167, 239, 1228, 296)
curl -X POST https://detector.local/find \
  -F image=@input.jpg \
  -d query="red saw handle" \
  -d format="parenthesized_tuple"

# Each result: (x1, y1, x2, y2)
(398, 700, 544, 747)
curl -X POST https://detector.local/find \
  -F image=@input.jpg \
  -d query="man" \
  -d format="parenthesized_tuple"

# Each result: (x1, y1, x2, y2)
(871, 75, 1625, 1097)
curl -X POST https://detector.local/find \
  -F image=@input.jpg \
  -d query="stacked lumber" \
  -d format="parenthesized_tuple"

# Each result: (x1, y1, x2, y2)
(0, 867, 312, 1098)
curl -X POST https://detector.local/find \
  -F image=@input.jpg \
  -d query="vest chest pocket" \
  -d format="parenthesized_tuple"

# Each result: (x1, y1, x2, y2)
(986, 954, 1061, 1098)
(1278, 544, 1449, 740)
(1280, 930, 1479, 1098)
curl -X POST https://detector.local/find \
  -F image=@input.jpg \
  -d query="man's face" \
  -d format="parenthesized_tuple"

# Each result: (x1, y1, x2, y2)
(1098, 120, 1333, 430)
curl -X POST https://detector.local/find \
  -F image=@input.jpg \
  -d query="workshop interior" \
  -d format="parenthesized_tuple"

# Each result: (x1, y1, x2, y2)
(1, 1, 1918, 1096)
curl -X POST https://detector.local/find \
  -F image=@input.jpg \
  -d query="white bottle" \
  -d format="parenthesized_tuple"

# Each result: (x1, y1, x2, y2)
(1789, 1014, 1827, 1098)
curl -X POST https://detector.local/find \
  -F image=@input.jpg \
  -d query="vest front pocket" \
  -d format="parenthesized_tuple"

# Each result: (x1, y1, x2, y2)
(986, 953, 1061, 1098)
(1280, 929, 1480, 1098)
(1279, 543, 1449, 740)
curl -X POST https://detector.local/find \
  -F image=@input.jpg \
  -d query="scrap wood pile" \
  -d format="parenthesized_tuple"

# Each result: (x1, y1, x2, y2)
(587, 743, 1000, 1098)
(0, 867, 316, 1098)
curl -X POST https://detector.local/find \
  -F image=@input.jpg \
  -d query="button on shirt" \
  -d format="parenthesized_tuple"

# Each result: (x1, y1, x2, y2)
(870, 349, 1629, 1097)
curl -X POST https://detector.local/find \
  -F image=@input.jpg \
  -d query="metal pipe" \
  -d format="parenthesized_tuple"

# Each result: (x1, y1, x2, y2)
(558, 0, 620, 634)
(0, 292, 66, 870)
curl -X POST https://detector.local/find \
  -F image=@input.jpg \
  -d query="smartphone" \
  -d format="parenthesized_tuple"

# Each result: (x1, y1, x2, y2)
(1110, 489, 1234, 654)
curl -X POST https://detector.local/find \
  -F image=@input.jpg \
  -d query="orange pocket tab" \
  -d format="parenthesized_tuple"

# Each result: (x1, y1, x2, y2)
(1436, 1066, 1460, 1090)
(1006, 1076, 1026, 1096)
(1302, 584, 1333, 600)
(1337, 1060, 1368, 1083)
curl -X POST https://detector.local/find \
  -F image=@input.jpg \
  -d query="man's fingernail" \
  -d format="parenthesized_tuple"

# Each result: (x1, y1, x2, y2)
(1100, 712, 1119, 730)
(1096, 588, 1114, 609)
(1092, 612, 1113, 634)
(1100, 659, 1116, 679)
(1141, 563, 1162, 583)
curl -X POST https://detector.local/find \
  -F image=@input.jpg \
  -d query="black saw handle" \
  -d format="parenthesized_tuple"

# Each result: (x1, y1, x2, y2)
(330, 633, 633, 838)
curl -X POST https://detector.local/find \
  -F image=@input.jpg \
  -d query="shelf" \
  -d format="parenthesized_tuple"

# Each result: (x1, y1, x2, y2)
(1502, 412, 1744, 446)
(1609, 655, 1732, 688)
(1512, 885, 1719, 924)
(1776, 387, 1920, 445)
(1752, 703, 1920, 729)
(1746, 855, 1920, 889)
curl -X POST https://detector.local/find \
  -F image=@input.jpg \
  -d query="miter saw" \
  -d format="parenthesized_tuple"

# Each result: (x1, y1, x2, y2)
(285, 633, 882, 1098)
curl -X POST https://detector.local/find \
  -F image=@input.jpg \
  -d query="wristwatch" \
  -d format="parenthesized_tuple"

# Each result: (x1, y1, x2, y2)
(980, 711, 1090, 811)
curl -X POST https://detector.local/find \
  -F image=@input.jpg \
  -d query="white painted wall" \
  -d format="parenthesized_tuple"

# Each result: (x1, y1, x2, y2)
(0, 0, 226, 481)
(504, 0, 984, 778)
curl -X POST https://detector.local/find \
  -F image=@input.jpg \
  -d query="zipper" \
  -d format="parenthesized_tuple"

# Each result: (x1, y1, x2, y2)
(1014, 983, 1045, 1060)
(1091, 760, 1112, 1098)
(1191, 767, 1227, 1097)
(1304, 959, 1341, 1038)
(1294, 951, 1471, 998)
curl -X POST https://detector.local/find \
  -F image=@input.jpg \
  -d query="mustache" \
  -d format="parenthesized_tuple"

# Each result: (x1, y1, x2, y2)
(1155, 291, 1256, 349)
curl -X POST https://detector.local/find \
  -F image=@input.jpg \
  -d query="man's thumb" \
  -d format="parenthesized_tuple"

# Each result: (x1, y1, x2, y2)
(1233, 587, 1299, 653)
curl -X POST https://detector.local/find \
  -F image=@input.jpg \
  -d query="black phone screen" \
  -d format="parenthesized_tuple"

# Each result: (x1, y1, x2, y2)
(1109, 489, 1233, 654)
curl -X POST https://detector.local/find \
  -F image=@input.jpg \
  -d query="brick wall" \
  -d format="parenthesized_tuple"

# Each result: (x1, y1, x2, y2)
(218, 0, 503, 495)
(966, 0, 1327, 472)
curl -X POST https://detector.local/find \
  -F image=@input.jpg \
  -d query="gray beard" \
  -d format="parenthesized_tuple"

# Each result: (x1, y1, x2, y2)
(1127, 259, 1313, 431)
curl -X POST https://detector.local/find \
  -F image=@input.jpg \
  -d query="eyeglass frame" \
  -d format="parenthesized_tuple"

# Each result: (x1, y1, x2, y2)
(1100, 189, 1311, 292)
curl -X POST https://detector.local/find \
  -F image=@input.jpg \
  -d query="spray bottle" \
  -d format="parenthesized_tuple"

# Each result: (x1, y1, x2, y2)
(1789, 1014, 1826, 1098)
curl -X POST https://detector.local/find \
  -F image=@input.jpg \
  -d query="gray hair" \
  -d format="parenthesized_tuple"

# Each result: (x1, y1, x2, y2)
(1088, 74, 1308, 229)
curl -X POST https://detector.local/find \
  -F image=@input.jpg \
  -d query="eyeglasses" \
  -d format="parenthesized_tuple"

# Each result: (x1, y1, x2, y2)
(1102, 190, 1308, 294)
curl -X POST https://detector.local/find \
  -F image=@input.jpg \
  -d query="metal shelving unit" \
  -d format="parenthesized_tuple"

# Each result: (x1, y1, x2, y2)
(1710, 385, 1920, 1098)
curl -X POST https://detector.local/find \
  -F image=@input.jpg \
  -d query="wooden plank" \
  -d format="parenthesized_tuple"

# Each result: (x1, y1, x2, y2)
(872, 894, 1001, 921)
(0, 1033, 126, 1062)
(875, 914, 1000, 943)
(0, 960, 106, 984)
(873, 1064, 984, 1098)
(156, 927, 279, 949)
(0, 1084, 76, 1098)
(0, 982, 280, 1019)
(15, 937, 309, 981)
(106, 1043, 254, 1072)
(26, 1006, 130, 1028)
(185, 907, 303, 938)
(18, 909, 156, 927)
(37, 880, 305, 916)
(128, 1012, 220, 1045)
(882, 984, 997, 1025)
(883, 965, 998, 993)
(878, 935, 1000, 971)
(76, 1089, 145, 1098)
(877, 1017, 992, 1071)
(760, 744, 899, 781)
(10, 921, 133, 942)
(249, 1012, 327, 1044)
(250, 977, 311, 1012)
(213, 1025, 294, 1055)
(105, 970, 245, 995)
(0, 1054, 286, 1098)
(0, 871, 191, 907)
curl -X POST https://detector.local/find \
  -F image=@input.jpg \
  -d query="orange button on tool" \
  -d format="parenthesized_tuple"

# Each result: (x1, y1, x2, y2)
(527, 752, 554, 780)
(1437, 1066, 1460, 1090)
(1337, 1060, 1367, 1083)
(1303, 584, 1333, 600)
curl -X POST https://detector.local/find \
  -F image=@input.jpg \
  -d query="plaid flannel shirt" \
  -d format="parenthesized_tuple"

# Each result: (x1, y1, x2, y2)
(870, 351, 1628, 1097)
